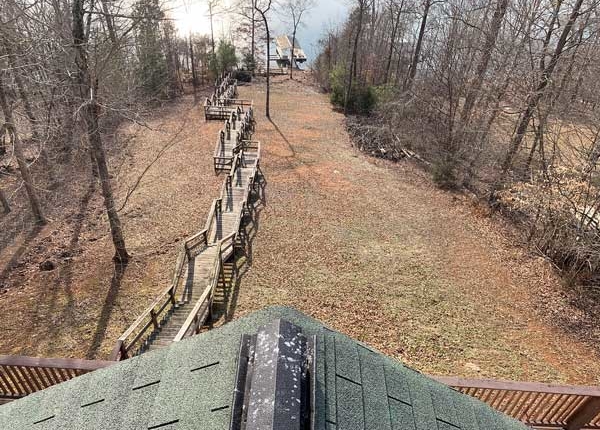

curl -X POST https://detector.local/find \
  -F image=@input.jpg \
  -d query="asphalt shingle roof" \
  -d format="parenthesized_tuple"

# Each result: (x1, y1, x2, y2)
(0, 306, 529, 430)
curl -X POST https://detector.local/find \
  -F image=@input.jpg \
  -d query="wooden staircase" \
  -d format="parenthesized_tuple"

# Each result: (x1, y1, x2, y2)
(112, 73, 260, 360)
(112, 137, 261, 360)
(142, 153, 259, 353)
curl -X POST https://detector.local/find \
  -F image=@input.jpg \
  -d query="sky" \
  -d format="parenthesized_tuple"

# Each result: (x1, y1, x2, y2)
(168, 0, 350, 64)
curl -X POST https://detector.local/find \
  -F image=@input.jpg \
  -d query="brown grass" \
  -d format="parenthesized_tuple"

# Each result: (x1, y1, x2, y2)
(0, 92, 222, 359)
(230, 75, 600, 385)
(0, 76, 599, 387)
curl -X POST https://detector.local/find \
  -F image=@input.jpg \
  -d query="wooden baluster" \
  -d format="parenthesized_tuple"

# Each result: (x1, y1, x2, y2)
(150, 310, 159, 330)
(566, 397, 600, 430)
(169, 286, 176, 305)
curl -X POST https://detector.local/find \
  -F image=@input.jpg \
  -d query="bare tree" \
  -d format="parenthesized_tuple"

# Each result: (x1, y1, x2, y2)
(345, 0, 370, 114)
(255, 0, 273, 118)
(404, 0, 432, 91)
(498, 0, 586, 185)
(0, 75, 46, 224)
(207, 0, 221, 58)
(384, 0, 405, 84)
(72, 0, 129, 263)
(459, 0, 509, 126)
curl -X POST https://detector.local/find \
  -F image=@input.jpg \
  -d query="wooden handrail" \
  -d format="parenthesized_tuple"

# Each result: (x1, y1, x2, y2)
(112, 227, 212, 360)
(0, 355, 113, 400)
(434, 376, 600, 430)
(0, 355, 113, 370)
(435, 376, 600, 397)
(173, 242, 224, 342)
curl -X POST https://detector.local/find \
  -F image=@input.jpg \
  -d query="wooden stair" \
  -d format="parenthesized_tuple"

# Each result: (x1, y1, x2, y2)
(141, 148, 260, 353)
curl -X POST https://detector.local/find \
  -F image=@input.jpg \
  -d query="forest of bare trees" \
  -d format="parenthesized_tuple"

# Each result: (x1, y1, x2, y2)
(314, 0, 600, 284)
(0, 0, 247, 263)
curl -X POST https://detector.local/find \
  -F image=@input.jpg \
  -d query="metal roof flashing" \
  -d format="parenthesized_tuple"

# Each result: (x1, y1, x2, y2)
(230, 319, 315, 430)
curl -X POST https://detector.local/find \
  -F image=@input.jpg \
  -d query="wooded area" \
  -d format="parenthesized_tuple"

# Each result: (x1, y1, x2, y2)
(313, 0, 600, 285)
(0, 0, 288, 263)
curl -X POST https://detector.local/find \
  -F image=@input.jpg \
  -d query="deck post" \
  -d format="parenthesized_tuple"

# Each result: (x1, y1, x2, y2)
(566, 397, 600, 430)
(150, 309, 159, 330)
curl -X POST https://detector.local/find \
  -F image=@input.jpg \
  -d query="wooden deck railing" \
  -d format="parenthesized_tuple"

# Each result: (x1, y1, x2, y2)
(0, 355, 112, 403)
(175, 144, 259, 342)
(434, 376, 600, 429)
(213, 108, 255, 171)
(110, 231, 209, 361)
(203, 73, 246, 120)
(173, 237, 228, 342)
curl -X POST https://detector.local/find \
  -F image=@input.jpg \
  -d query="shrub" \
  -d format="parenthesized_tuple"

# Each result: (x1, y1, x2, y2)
(432, 158, 458, 189)
(329, 66, 377, 114)
(498, 167, 600, 283)
(234, 70, 252, 83)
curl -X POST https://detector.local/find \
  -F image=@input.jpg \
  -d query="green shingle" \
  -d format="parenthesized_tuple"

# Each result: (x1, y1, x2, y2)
(314, 333, 327, 430)
(335, 338, 361, 384)
(0, 306, 531, 430)
(389, 397, 416, 430)
(324, 333, 338, 424)
(385, 362, 412, 404)
(358, 346, 392, 430)
(336, 375, 364, 430)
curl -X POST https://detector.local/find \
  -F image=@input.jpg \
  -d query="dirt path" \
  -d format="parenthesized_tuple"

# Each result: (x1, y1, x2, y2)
(232, 76, 600, 385)
(0, 93, 222, 359)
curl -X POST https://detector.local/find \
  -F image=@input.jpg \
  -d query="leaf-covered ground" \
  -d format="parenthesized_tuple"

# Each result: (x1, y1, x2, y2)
(0, 76, 598, 386)
(230, 76, 600, 384)
(0, 92, 222, 359)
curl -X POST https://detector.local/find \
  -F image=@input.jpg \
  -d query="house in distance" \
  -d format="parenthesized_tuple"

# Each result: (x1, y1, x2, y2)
(274, 35, 307, 69)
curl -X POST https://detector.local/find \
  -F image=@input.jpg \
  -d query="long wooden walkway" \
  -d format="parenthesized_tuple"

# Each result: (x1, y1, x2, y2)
(213, 108, 255, 171)
(111, 76, 261, 360)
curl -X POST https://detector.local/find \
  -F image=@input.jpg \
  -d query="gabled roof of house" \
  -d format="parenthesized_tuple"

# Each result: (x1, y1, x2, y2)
(0, 306, 528, 430)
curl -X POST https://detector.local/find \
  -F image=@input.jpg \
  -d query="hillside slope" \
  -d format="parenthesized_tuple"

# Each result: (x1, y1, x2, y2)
(231, 76, 600, 385)
(0, 78, 598, 386)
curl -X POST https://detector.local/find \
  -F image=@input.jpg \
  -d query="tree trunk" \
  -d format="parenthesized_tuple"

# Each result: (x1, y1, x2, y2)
(385, 2, 403, 84)
(251, 0, 256, 76)
(189, 34, 198, 90)
(256, 1, 272, 118)
(100, 0, 119, 46)
(87, 97, 129, 262)
(72, 0, 129, 263)
(459, 0, 509, 125)
(0, 189, 9, 214)
(1, 37, 41, 143)
(290, 27, 297, 80)
(345, 0, 366, 114)
(498, 0, 586, 183)
(264, 16, 271, 117)
(405, 0, 431, 91)
(0, 76, 46, 224)
(209, 2, 216, 57)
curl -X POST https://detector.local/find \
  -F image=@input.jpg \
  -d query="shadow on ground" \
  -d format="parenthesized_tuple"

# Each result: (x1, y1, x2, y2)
(86, 261, 128, 359)
(211, 171, 266, 323)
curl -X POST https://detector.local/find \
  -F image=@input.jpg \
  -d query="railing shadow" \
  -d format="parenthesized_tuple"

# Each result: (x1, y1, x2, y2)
(211, 172, 266, 323)
(268, 118, 296, 159)
(42, 179, 96, 337)
(0, 225, 44, 284)
(85, 260, 128, 359)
